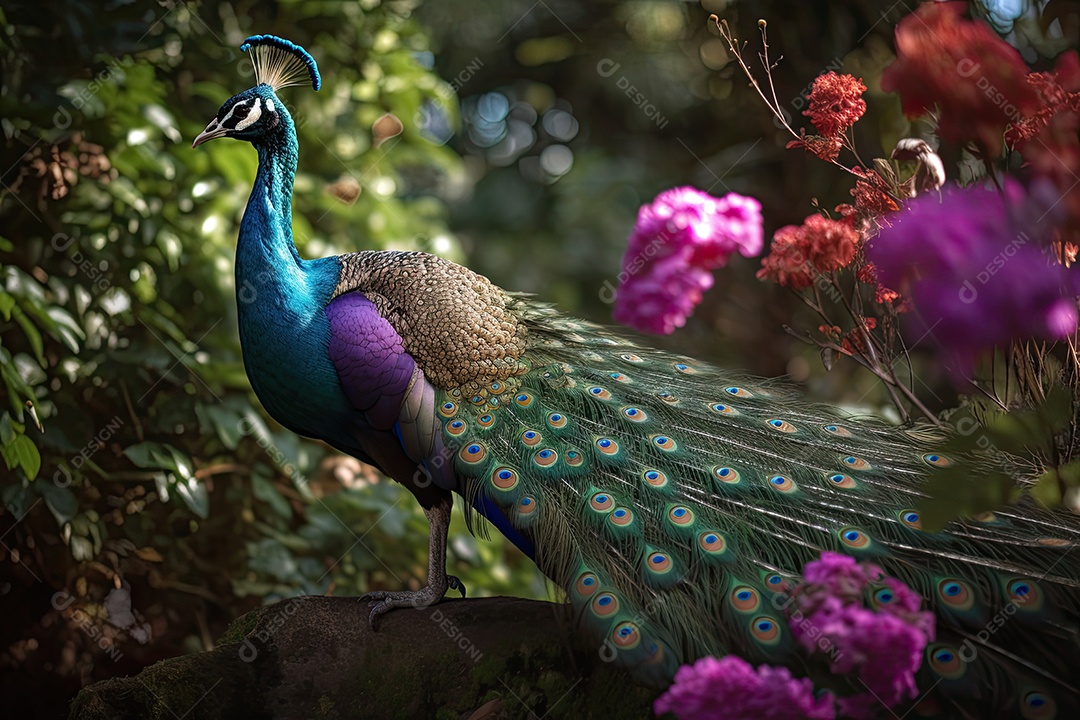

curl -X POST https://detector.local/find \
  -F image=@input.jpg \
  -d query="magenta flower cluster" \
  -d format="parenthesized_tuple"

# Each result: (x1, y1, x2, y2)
(613, 187, 763, 335)
(868, 181, 1079, 375)
(791, 553, 935, 719)
(653, 655, 836, 720)
(653, 552, 934, 720)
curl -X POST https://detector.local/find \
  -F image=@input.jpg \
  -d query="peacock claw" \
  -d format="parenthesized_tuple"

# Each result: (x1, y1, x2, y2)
(361, 495, 464, 631)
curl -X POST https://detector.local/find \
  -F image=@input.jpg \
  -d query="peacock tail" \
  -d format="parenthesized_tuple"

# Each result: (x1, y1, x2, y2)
(439, 300, 1080, 717)
(195, 33, 1080, 720)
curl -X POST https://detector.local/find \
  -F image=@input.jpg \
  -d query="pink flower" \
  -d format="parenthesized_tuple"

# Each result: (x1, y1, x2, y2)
(653, 655, 835, 720)
(790, 553, 935, 719)
(613, 187, 762, 334)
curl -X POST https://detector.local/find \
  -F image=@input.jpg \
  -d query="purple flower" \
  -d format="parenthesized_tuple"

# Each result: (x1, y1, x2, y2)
(789, 553, 935, 719)
(653, 655, 835, 720)
(867, 182, 1079, 375)
(793, 598, 929, 716)
(613, 187, 763, 334)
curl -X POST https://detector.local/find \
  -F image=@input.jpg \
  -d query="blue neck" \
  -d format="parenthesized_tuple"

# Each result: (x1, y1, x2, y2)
(237, 115, 304, 280)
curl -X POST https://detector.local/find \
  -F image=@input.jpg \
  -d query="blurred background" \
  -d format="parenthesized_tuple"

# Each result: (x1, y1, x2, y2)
(2, 0, 1073, 715)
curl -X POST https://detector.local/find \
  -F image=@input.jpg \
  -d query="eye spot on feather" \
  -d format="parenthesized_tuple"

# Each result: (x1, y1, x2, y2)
(514, 392, 535, 408)
(609, 372, 630, 383)
(521, 429, 542, 447)
(489, 381, 507, 394)
(898, 509, 921, 529)
(592, 592, 619, 617)
(923, 453, 952, 468)
(823, 424, 852, 437)
(927, 644, 966, 680)
(730, 586, 761, 612)
(724, 386, 753, 398)
(611, 621, 641, 649)
(708, 402, 739, 416)
(750, 616, 781, 644)
(620, 353, 643, 363)
(595, 437, 620, 455)
(841, 455, 872, 471)
(651, 435, 677, 451)
(533, 448, 558, 467)
(768, 475, 797, 493)
(1006, 578, 1043, 611)
(446, 420, 467, 437)
(587, 386, 612, 400)
(469, 394, 486, 406)
(476, 413, 495, 428)
(642, 469, 668, 488)
(547, 412, 568, 429)
(610, 507, 634, 526)
(517, 495, 537, 515)
(839, 526, 870, 549)
(764, 574, 789, 593)
(575, 572, 599, 597)
(827, 473, 857, 489)
(438, 401, 458, 418)
(491, 466, 519, 491)
(1021, 691, 1056, 720)
(713, 466, 741, 485)
(590, 492, 614, 512)
(459, 442, 486, 464)
(936, 579, 973, 610)
(647, 552, 672, 573)
(698, 531, 726, 554)
(565, 449, 584, 467)
(657, 391, 679, 404)
(766, 419, 797, 433)
(622, 406, 647, 422)
(668, 506, 694, 525)
(673, 362, 695, 374)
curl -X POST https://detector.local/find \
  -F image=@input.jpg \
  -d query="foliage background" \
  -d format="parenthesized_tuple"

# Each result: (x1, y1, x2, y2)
(1, 0, 1071, 716)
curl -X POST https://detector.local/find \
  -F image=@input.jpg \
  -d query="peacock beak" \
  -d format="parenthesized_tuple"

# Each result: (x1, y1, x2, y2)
(192, 118, 228, 148)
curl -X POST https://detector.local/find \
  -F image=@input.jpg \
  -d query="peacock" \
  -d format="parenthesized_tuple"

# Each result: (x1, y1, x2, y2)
(192, 35, 1080, 718)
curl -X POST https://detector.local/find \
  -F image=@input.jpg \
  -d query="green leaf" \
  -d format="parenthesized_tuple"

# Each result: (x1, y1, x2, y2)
(172, 474, 209, 519)
(10, 435, 41, 480)
(13, 309, 44, 365)
(38, 482, 79, 525)
(1030, 470, 1063, 508)
(252, 473, 293, 520)
(0, 291, 14, 321)
(0, 412, 15, 444)
(123, 441, 171, 469)
(917, 465, 1018, 532)
(1058, 460, 1080, 487)
(1, 482, 35, 519)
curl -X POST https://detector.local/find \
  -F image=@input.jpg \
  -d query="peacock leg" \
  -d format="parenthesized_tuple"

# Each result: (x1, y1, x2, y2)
(360, 494, 466, 629)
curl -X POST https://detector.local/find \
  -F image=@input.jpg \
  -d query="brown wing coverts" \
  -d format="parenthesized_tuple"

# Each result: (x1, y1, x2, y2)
(334, 251, 529, 390)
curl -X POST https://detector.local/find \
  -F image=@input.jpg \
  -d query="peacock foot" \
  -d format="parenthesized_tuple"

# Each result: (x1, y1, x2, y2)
(361, 575, 466, 629)
(361, 494, 465, 629)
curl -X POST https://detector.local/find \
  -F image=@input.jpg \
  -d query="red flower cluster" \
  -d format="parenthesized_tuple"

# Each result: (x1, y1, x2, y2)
(835, 167, 900, 232)
(758, 215, 861, 289)
(788, 72, 866, 161)
(1007, 51, 1080, 246)
(881, 2, 1040, 155)
(805, 72, 867, 138)
(857, 263, 902, 306)
(1005, 52, 1080, 149)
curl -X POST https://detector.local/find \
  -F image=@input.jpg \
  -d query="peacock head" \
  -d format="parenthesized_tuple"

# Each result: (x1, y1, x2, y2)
(192, 34, 320, 149)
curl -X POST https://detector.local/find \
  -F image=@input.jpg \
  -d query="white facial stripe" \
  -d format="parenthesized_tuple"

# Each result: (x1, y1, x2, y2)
(265, 98, 275, 113)
(234, 97, 262, 132)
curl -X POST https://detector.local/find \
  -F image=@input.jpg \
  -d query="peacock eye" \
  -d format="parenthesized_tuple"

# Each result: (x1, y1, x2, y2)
(233, 104, 250, 119)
